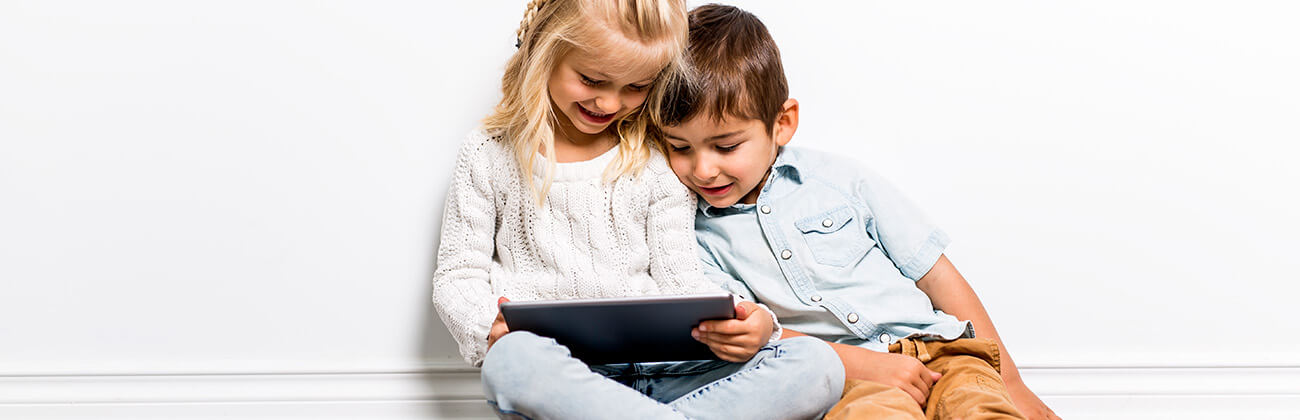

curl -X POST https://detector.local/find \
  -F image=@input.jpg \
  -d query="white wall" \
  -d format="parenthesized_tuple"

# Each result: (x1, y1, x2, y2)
(2, 1, 1297, 418)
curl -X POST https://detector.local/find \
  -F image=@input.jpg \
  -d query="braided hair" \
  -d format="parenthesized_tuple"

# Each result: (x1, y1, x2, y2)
(483, 0, 689, 204)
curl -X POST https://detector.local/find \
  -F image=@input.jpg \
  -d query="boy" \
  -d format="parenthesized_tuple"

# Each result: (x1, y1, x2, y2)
(661, 5, 1061, 420)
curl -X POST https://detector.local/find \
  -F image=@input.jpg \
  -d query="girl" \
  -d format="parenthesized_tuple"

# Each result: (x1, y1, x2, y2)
(432, 0, 843, 418)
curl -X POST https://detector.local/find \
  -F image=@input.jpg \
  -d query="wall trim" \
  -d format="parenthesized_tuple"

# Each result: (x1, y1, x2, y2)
(2, 364, 1298, 419)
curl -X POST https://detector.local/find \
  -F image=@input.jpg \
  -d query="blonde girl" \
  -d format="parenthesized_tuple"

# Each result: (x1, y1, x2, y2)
(432, 1, 843, 418)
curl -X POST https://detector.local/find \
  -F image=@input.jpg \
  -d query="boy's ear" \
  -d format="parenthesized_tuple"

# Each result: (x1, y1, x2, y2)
(773, 98, 799, 147)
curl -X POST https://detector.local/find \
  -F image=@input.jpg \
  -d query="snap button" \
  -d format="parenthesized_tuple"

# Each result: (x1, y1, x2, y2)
(846, 313, 859, 323)
(822, 218, 833, 228)
(878, 333, 892, 343)
(810, 295, 822, 303)
(760, 205, 771, 214)
(780, 249, 792, 260)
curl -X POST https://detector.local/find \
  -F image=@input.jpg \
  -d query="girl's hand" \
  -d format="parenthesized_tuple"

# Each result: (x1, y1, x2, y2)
(486, 297, 510, 350)
(692, 301, 774, 362)
(843, 347, 942, 406)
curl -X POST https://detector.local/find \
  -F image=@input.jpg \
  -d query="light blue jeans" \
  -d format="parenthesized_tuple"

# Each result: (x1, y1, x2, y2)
(480, 331, 845, 420)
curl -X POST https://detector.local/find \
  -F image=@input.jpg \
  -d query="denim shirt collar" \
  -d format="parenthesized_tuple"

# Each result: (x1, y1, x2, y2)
(699, 147, 803, 216)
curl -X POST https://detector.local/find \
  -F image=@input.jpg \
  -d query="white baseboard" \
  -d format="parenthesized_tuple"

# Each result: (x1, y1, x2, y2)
(3, 365, 1297, 419)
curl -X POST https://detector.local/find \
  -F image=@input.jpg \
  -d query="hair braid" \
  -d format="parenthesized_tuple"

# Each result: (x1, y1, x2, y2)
(515, 0, 549, 48)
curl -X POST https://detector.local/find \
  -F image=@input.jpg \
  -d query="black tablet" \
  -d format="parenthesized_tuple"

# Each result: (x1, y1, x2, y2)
(500, 293, 735, 364)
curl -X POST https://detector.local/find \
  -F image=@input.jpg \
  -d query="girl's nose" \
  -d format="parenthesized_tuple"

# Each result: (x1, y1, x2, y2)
(593, 91, 619, 114)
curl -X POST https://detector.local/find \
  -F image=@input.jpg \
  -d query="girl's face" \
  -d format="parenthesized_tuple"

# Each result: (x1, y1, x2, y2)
(548, 45, 663, 136)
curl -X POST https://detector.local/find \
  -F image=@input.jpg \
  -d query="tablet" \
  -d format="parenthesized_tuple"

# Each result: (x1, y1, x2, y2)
(500, 293, 735, 364)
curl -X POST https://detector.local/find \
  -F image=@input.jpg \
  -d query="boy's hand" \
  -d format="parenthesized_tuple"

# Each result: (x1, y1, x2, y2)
(845, 346, 942, 406)
(486, 297, 510, 350)
(1006, 377, 1061, 420)
(692, 301, 774, 362)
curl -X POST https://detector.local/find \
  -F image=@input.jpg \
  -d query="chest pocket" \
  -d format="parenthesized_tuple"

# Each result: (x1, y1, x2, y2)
(794, 206, 874, 267)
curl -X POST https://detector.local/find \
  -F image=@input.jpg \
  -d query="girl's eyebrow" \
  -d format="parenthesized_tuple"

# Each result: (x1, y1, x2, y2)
(581, 67, 653, 85)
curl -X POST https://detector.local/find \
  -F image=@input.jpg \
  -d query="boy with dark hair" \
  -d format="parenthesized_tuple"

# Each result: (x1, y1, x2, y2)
(659, 4, 1060, 420)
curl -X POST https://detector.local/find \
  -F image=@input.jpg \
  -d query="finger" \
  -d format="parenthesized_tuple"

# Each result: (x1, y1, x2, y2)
(921, 368, 940, 388)
(902, 384, 925, 406)
(734, 303, 750, 320)
(701, 319, 753, 335)
(497, 296, 509, 306)
(912, 374, 931, 403)
(697, 332, 761, 350)
(694, 329, 745, 345)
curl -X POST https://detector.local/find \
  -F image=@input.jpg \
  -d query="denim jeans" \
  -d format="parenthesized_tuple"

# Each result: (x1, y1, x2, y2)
(480, 331, 845, 419)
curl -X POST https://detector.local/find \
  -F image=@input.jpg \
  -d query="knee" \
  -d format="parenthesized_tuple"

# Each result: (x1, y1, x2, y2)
(480, 331, 557, 393)
(772, 336, 846, 391)
(780, 336, 845, 375)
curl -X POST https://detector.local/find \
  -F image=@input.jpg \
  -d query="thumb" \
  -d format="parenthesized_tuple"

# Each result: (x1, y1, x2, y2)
(734, 303, 751, 320)
(930, 370, 942, 382)
(498, 296, 510, 306)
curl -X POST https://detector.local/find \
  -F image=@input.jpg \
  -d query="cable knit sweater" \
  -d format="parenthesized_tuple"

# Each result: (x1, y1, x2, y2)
(432, 130, 730, 366)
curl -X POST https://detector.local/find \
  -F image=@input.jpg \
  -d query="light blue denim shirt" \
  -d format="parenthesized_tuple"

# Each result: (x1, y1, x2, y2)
(695, 147, 974, 352)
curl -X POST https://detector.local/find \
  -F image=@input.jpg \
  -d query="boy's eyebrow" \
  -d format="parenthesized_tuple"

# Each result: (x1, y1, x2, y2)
(705, 130, 745, 141)
(663, 130, 745, 142)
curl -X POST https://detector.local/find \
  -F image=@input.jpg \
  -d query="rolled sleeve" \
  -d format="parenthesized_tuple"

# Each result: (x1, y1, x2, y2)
(853, 168, 950, 281)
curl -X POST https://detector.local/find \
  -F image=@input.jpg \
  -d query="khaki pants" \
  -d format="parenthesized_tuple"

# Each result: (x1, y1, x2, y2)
(824, 338, 1025, 420)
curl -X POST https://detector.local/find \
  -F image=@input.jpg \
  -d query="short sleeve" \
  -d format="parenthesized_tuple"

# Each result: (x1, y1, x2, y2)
(853, 168, 951, 281)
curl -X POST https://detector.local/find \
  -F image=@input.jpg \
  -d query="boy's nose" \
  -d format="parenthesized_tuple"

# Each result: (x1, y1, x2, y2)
(693, 157, 720, 180)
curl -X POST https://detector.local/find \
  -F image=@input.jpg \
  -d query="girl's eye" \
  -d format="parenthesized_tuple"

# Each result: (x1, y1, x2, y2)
(669, 144, 690, 152)
(627, 83, 650, 92)
(579, 74, 603, 86)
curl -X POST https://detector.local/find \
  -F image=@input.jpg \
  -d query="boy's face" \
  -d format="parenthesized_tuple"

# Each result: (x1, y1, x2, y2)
(661, 100, 798, 208)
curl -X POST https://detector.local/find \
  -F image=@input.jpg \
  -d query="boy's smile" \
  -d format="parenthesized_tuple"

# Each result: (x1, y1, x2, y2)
(660, 99, 798, 208)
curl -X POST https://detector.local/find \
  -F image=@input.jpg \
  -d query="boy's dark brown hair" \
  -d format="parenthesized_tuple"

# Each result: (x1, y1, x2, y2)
(658, 4, 788, 131)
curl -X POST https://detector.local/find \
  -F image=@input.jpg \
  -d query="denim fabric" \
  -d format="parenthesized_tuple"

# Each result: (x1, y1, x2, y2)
(695, 147, 974, 352)
(480, 331, 845, 420)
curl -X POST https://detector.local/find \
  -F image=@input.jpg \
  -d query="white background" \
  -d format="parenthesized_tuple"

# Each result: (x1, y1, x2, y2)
(2, 0, 1298, 417)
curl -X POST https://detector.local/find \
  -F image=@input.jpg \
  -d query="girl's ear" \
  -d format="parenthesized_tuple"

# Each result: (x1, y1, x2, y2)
(773, 98, 799, 147)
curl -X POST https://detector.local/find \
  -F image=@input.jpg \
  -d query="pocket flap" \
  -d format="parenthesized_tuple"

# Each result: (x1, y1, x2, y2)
(795, 206, 857, 234)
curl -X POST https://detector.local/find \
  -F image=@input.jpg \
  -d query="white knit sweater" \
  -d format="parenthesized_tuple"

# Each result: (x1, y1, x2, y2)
(432, 130, 732, 366)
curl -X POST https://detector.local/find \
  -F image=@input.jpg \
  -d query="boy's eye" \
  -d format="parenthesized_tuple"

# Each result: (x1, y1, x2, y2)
(579, 74, 603, 86)
(716, 144, 738, 152)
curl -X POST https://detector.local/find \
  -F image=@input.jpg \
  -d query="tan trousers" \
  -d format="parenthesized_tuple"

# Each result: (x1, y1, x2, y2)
(823, 338, 1025, 420)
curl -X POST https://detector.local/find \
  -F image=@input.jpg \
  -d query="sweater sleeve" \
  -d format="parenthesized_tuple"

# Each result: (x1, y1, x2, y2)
(644, 158, 729, 296)
(431, 133, 501, 367)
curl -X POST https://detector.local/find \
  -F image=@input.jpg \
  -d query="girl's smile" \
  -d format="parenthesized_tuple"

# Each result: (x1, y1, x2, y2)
(577, 102, 616, 125)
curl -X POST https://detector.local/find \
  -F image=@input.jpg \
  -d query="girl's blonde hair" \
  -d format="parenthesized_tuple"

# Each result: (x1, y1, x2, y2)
(482, 0, 689, 204)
